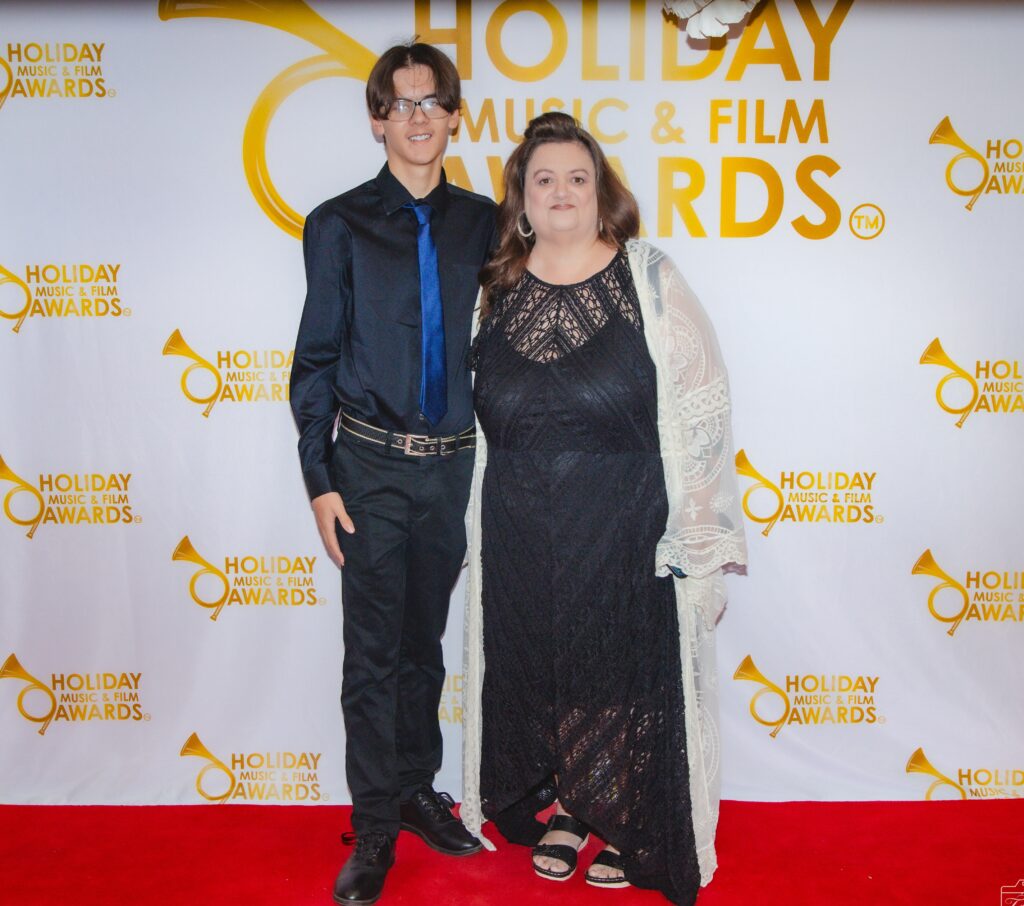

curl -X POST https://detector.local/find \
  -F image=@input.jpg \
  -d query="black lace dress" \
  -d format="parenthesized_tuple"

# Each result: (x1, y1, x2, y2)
(472, 251, 700, 905)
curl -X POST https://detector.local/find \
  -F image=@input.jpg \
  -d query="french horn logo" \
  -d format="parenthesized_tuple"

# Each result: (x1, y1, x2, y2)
(0, 454, 138, 538)
(0, 56, 13, 110)
(173, 537, 230, 620)
(906, 748, 1024, 800)
(163, 330, 223, 417)
(162, 329, 293, 416)
(0, 654, 57, 735)
(930, 117, 1024, 210)
(172, 536, 321, 621)
(734, 655, 881, 737)
(919, 338, 1023, 426)
(905, 747, 966, 800)
(181, 732, 237, 802)
(0, 455, 46, 538)
(912, 550, 1024, 636)
(735, 449, 880, 536)
(1, 653, 147, 733)
(930, 117, 990, 211)
(0, 262, 126, 333)
(181, 732, 325, 803)
(911, 549, 968, 636)
(733, 655, 790, 738)
(0, 264, 32, 332)
(159, 0, 376, 238)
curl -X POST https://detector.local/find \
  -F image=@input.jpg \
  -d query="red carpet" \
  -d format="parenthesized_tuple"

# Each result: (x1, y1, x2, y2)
(1, 800, 1020, 905)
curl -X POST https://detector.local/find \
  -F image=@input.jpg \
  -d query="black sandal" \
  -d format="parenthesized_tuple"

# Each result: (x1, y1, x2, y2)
(585, 848, 630, 888)
(531, 813, 590, 881)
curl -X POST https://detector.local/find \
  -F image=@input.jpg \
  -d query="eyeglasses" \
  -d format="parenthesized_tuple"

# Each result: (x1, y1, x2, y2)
(386, 96, 451, 121)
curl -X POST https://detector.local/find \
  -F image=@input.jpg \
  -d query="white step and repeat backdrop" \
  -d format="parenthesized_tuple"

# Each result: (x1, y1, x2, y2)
(2, 0, 1022, 807)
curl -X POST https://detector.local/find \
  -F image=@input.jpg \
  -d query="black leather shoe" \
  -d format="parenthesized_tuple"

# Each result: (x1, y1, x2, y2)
(333, 831, 395, 905)
(399, 788, 482, 856)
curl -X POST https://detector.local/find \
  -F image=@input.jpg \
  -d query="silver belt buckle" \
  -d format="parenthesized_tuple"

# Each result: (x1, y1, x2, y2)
(404, 433, 429, 456)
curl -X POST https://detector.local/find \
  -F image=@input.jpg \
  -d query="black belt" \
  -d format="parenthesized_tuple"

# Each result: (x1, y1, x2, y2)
(340, 412, 475, 457)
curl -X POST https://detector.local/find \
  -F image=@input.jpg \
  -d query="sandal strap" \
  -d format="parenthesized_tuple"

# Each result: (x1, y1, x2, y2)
(589, 849, 626, 871)
(544, 813, 590, 839)
(532, 842, 581, 866)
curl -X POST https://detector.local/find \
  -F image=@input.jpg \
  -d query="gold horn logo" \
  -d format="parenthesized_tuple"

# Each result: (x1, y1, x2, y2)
(162, 329, 223, 417)
(905, 747, 966, 800)
(0, 263, 32, 333)
(159, 0, 377, 238)
(919, 338, 978, 429)
(912, 549, 970, 637)
(172, 536, 230, 621)
(735, 449, 784, 536)
(180, 731, 237, 802)
(930, 116, 989, 211)
(0, 454, 46, 538)
(0, 56, 13, 112)
(733, 654, 790, 738)
(0, 653, 58, 735)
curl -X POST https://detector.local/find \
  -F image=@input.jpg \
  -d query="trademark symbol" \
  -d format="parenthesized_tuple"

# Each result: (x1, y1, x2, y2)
(322, 794, 330, 802)
(122, 307, 132, 317)
(142, 713, 151, 721)
(876, 715, 886, 725)
(134, 515, 143, 524)
(874, 515, 885, 525)
(107, 88, 117, 98)
(849, 203, 885, 240)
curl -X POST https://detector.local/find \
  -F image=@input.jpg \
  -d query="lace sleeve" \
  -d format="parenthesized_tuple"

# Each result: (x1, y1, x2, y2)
(628, 240, 747, 886)
(637, 242, 747, 589)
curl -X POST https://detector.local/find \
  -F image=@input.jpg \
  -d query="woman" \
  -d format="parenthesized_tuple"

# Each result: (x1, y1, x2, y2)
(461, 112, 746, 905)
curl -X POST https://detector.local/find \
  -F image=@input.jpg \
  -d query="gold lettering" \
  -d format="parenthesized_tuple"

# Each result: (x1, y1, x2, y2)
(793, 0, 853, 80)
(582, 0, 617, 80)
(791, 155, 841, 239)
(486, 1, 568, 82)
(721, 157, 783, 238)
(658, 157, 706, 238)
(726, 1, 800, 82)
(415, 0, 473, 77)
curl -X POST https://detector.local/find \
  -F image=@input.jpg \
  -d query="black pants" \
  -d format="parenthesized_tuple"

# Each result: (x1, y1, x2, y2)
(331, 429, 474, 836)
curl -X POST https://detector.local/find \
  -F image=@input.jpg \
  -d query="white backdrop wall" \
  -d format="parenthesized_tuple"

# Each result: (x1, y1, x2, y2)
(1, 0, 1022, 807)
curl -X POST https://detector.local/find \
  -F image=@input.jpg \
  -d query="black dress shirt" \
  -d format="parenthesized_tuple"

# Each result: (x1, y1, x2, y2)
(290, 164, 496, 500)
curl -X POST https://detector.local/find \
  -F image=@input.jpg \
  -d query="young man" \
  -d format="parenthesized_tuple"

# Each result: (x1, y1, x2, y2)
(289, 44, 494, 906)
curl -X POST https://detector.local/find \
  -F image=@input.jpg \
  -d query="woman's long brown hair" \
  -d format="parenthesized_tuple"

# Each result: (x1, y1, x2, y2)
(479, 112, 640, 318)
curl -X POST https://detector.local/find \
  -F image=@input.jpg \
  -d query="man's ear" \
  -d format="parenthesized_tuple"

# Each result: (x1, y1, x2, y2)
(370, 114, 386, 144)
(448, 108, 461, 133)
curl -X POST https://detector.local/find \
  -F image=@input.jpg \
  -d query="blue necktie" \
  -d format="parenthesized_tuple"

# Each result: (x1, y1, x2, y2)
(405, 202, 447, 426)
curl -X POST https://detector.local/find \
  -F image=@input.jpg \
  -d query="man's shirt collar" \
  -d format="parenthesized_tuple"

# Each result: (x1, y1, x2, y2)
(377, 163, 451, 217)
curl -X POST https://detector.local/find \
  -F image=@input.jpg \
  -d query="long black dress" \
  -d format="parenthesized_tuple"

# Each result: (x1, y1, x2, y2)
(472, 251, 701, 905)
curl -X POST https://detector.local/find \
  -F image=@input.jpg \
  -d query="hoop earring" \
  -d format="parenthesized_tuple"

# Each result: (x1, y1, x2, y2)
(516, 212, 534, 239)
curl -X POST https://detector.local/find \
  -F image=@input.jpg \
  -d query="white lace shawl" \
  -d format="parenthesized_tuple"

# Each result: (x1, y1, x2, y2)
(461, 238, 748, 885)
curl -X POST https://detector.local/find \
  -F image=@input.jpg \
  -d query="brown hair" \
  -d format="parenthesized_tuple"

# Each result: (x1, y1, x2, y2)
(365, 42, 460, 120)
(479, 112, 640, 317)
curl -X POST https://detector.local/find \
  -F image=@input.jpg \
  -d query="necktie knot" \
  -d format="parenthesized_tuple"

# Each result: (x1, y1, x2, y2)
(405, 201, 433, 226)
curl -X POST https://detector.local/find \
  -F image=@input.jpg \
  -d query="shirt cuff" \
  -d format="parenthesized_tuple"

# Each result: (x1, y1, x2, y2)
(303, 464, 333, 501)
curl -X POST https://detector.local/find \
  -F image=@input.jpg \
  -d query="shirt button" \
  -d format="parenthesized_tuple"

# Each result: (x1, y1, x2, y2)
(419, 414, 427, 422)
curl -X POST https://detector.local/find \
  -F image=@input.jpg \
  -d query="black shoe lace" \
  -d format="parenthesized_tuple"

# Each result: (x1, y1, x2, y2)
(414, 789, 457, 823)
(340, 831, 391, 863)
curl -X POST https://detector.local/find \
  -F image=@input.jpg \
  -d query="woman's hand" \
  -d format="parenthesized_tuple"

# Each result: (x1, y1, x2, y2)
(310, 491, 355, 568)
